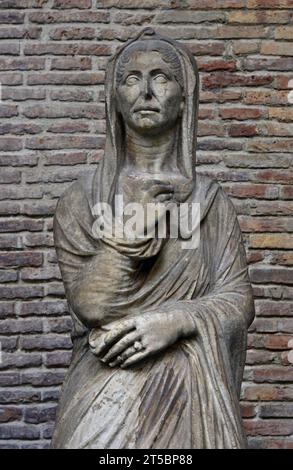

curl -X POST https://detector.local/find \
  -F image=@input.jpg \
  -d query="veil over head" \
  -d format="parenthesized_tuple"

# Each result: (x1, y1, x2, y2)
(92, 28, 200, 209)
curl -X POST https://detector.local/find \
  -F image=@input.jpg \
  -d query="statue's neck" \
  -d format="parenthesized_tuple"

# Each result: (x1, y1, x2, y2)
(124, 125, 178, 174)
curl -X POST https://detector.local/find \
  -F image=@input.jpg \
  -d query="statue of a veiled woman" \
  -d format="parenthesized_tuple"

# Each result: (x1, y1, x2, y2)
(51, 28, 255, 449)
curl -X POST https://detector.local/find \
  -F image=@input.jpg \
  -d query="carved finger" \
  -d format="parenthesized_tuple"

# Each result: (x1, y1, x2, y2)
(155, 193, 174, 203)
(108, 344, 137, 367)
(120, 350, 149, 368)
(150, 185, 174, 198)
(93, 319, 136, 356)
(101, 331, 141, 363)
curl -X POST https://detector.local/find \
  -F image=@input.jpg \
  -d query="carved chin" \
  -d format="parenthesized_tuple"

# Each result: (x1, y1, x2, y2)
(137, 116, 158, 128)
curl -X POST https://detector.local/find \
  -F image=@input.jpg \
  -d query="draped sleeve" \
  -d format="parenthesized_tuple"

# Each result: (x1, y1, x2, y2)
(179, 185, 255, 398)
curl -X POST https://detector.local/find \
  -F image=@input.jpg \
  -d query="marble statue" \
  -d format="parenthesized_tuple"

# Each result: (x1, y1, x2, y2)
(51, 28, 255, 449)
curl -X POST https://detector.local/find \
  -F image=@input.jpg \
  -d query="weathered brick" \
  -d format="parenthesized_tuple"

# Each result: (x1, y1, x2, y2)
(0, 390, 41, 404)
(0, 12, 24, 24)
(0, 373, 20, 387)
(50, 57, 91, 71)
(250, 266, 293, 285)
(2, 88, 45, 101)
(0, 27, 41, 39)
(228, 10, 290, 24)
(265, 335, 293, 350)
(0, 269, 17, 284)
(275, 26, 293, 40)
(20, 335, 72, 351)
(245, 350, 277, 365)
(46, 317, 72, 334)
(0, 353, 42, 370)
(49, 27, 95, 40)
(250, 234, 293, 249)
(155, 10, 225, 24)
(0, 286, 44, 300)
(0, 425, 40, 440)
(248, 140, 292, 153)
(44, 151, 87, 166)
(270, 252, 293, 266)
(0, 336, 18, 351)
(21, 371, 66, 387)
(197, 59, 236, 72)
(0, 43, 20, 55)
(23, 104, 104, 119)
(0, 123, 42, 136)
(21, 267, 61, 282)
(24, 405, 56, 424)
(50, 89, 93, 102)
(261, 41, 293, 56)
(0, 0, 48, 6)
(244, 90, 289, 105)
(186, 0, 247, 6)
(44, 351, 72, 368)
(274, 74, 293, 90)
(0, 219, 43, 233)
(232, 40, 260, 55)
(26, 135, 103, 151)
(253, 368, 293, 383)
(242, 385, 293, 401)
(240, 403, 256, 418)
(202, 72, 273, 89)
(24, 43, 111, 56)
(0, 72, 22, 85)
(262, 122, 293, 137)
(0, 252, 43, 268)
(268, 108, 293, 122)
(248, 437, 293, 449)
(0, 235, 21, 249)
(0, 58, 45, 71)
(243, 57, 293, 71)
(183, 42, 225, 56)
(27, 72, 104, 85)
(53, 0, 91, 7)
(247, 0, 293, 8)
(244, 419, 293, 437)
(0, 105, 18, 118)
(220, 107, 264, 120)
(0, 318, 43, 335)
(20, 300, 67, 317)
(253, 319, 293, 334)
(0, 407, 22, 423)
(112, 11, 155, 26)
(280, 186, 293, 199)
(29, 11, 109, 24)
(239, 216, 293, 232)
(0, 169, 21, 183)
(0, 138, 22, 151)
(228, 124, 257, 137)
(224, 184, 277, 200)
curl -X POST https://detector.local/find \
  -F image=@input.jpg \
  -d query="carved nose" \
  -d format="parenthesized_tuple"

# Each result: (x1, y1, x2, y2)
(142, 79, 152, 99)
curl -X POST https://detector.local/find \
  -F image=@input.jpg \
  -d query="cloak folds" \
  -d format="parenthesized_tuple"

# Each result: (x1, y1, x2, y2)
(51, 29, 255, 449)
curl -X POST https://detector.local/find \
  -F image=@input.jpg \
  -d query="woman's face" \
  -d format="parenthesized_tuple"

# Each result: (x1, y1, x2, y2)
(116, 50, 184, 136)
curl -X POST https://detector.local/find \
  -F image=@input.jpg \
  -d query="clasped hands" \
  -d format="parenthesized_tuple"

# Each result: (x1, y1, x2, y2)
(89, 308, 196, 368)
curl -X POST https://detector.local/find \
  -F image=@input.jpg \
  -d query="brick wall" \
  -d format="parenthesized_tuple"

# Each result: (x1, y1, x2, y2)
(0, 0, 292, 449)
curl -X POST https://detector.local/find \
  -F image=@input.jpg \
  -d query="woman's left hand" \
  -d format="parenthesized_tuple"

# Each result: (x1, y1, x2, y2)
(89, 309, 195, 368)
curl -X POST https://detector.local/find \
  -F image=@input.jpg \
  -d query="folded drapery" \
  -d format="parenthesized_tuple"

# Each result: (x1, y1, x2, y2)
(51, 172, 254, 449)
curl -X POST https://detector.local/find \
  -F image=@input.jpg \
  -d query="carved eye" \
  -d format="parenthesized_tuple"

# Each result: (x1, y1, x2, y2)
(125, 75, 140, 86)
(153, 74, 168, 84)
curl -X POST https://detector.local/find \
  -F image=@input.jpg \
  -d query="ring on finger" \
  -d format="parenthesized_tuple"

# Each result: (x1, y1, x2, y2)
(134, 340, 143, 351)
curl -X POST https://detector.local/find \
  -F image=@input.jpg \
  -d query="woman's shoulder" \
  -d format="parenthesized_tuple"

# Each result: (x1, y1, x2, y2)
(193, 173, 237, 221)
(55, 170, 95, 215)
